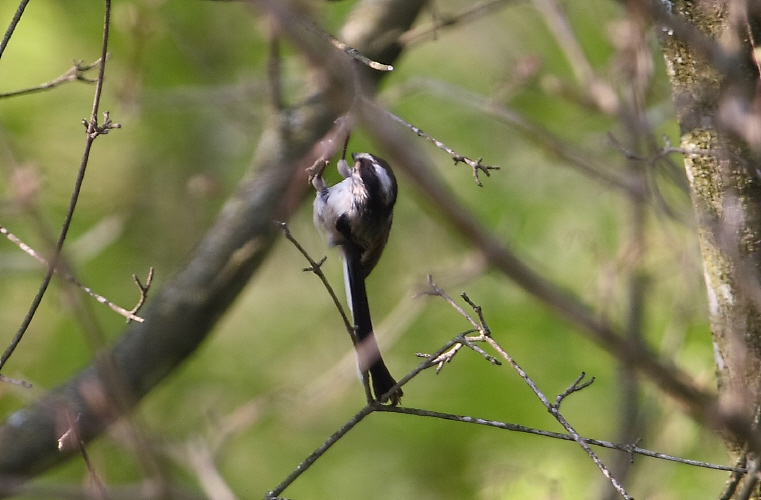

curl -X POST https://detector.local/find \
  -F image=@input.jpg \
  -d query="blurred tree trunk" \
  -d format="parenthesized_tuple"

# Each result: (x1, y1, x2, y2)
(658, 0, 761, 495)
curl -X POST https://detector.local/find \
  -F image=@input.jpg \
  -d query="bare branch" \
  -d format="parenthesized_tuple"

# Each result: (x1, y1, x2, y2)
(0, 0, 30, 60)
(283, 13, 393, 71)
(265, 405, 375, 499)
(369, 101, 499, 186)
(482, 323, 631, 499)
(426, 280, 630, 497)
(378, 405, 745, 473)
(554, 371, 595, 409)
(0, 58, 102, 99)
(0, 0, 116, 373)
(277, 220, 374, 402)
(0, 225, 146, 323)
(400, 0, 517, 46)
(393, 79, 636, 194)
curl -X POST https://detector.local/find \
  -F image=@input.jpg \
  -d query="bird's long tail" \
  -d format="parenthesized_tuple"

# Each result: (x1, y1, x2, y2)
(342, 247, 403, 405)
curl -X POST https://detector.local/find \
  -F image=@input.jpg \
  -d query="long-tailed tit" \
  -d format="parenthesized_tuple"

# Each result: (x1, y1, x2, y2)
(312, 152, 403, 405)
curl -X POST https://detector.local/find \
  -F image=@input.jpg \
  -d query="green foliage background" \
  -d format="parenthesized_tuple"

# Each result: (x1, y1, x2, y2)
(0, 0, 727, 498)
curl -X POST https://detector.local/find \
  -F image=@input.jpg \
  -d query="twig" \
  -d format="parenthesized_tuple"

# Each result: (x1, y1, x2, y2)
(419, 275, 483, 333)
(0, 58, 101, 99)
(607, 132, 718, 164)
(416, 277, 502, 369)
(297, 17, 392, 72)
(461, 291, 491, 336)
(265, 405, 375, 499)
(376, 405, 745, 472)
(127, 267, 154, 322)
(430, 281, 632, 499)
(369, 102, 499, 186)
(264, 332, 478, 499)
(0, 374, 31, 388)
(554, 371, 595, 409)
(415, 329, 501, 372)
(484, 333, 632, 499)
(0, 0, 30, 60)
(399, 0, 516, 46)
(276, 221, 353, 339)
(184, 438, 238, 500)
(58, 412, 107, 500)
(391, 79, 635, 194)
(720, 452, 750, 500)
(0, 0, 116, 373)
(276, 220, 374, 403)
(530, 0, 618, 113)
(0, 225, 146, 323)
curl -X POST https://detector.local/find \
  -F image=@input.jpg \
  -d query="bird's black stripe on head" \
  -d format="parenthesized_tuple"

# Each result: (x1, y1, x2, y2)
(356, 155, 396, 217)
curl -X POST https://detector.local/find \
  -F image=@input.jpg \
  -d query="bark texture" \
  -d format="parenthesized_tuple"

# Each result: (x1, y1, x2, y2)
(659, 0, 761, 466)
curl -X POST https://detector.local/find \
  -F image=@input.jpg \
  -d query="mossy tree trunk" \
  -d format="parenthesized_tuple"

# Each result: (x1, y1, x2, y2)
(659, 0, 761, 494)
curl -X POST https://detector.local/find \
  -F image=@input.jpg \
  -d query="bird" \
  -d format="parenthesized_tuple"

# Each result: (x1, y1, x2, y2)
(311, 151, 403, 405)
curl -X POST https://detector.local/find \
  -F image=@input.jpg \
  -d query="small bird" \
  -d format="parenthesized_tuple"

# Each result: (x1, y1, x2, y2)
(312, 151, 403, 405)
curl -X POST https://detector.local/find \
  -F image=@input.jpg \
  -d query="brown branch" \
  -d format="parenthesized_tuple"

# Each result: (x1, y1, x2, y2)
(358, 94, 761, 453)
(0, 0, 427, 491)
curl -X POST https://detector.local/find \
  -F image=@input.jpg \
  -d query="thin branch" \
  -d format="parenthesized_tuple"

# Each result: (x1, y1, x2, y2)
(530, 0, 618, 113)
(0, 0, 30, 60)
(0, 58, 101, 99)
(607, 132, 719, 164)
(484, 332, 631, 499)
(419, 275, 483, 332)
(554, 371, 595, 409)
(184, 438, 238, 500)
(0, 374, 30, 388)
(0, 225, 146, 323)
(391, 79, 636, 194)
(377, 405, 745, 473)
(0, 0, 115, 373)
(361, 101, 751, 451)
(265, 405, 375, 499)
(128, 267, 154, 322)
(295, 16, 393, 72)
(399, 0, 517, 46)
(277, 221, 353, 341)
(369, 100, 499, 186)
(430, 281, 631, 499)
(277, 220, 374, 403)
(58, 412, 107, 500)
(736, 455, 760, 500)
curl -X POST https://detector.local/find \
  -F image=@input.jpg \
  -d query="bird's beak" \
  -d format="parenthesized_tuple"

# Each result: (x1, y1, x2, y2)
(351, 153, 357, 161)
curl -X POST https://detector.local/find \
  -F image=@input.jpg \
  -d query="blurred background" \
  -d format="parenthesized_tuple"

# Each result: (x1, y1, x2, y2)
(0, 0, 727, 498)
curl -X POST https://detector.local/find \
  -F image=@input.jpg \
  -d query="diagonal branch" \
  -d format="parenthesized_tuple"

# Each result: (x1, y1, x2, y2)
(357, 96, 761, 453)
(0, 0, 427, 492)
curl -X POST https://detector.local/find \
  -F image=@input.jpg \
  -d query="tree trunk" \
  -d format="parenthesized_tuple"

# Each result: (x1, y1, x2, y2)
(658, 0, 761, 495)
